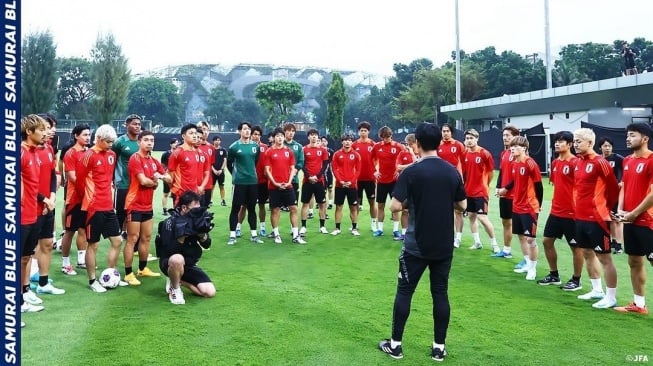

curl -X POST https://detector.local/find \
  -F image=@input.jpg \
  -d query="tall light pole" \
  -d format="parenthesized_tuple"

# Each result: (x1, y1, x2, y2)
(544, 0, 552, 89)
(455, 0, 462, 129)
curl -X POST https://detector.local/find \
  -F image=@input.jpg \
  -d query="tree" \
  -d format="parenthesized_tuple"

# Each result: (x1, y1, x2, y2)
(21, 31, 57, 114)
(90, 33, 130, 125)
(56, 57, 93, 119)
(231, 99, 264, 127)
(204, 85, 236, 129)
(127, 77, 183, 127)
(254, 80, 304, 127)
(556, 42, 621, 81)
(324, 73, 347, 138)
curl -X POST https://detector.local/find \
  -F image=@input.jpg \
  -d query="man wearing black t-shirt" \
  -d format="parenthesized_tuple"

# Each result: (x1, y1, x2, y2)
(212, 136, 228, 206)
(379, 122, 466, 362)
(599, 136, 625, 253)
(160, 138, 179, 215)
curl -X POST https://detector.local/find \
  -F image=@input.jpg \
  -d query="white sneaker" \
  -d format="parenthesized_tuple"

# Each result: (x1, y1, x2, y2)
(525, 269, 537, 281)
(469, 242, 483, 250)
(453, 239, 461, 248)
(351, 228, 361, 236)
(513, 266, 529, 274)
(61, 265, 77, 276)
(36, 283, 65, 295)
(21, 302, 44, 313)
(169, 287, 185, 305)
(274, 235, 283, 244)
(165, 277, 171, 294)
(577, 289, 605, 300)
(118, 280, 129, 287)
(592, 297, 617, 309)
(299, 227, 307, 237)
(331, 229, 341, 236)
(319, 226, 328, 234)
(89, 280, 107, 293)
(492, 244, 500, 254)
(23, 290, 43, 305)
(292, 236, 307, 245)
(146, 254, 158, 262)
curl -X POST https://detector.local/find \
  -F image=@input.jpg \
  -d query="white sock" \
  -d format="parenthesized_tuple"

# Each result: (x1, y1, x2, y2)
(390, 339, 401, 348)
(393, 221, 400, 232)
(251, 230, 257, 238)
(525, 258, 532, 269)
(30, 258, 39, 276)
(529, 260, 537, 270)
(590, 278, 603, 293)
(78, 250, 86, 265)
(291, 227, 299, 237)
(273, 227, 280, 236)
(503, 246, 512, 254)
(606, 287, 617, 300)
(229, 231, 236, 238)
(401, 228, 407, 235)
(433, 342, 445, 351)
(634, 294, 646, 308)
(378, 222, 384, 232)
(490, 237, 497, 246)
(260, 222, 266, 231)
(236, 223, 241, 230)
(455, 232, 462, 241)
(472, 232, 481, 243)
(329, 199, 333, 205)
(309, 209, 314, 215)
(62, 256, 70, 267)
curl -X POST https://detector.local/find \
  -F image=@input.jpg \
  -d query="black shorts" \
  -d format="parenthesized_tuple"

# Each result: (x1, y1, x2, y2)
(512, 212, 538, 237)
(160, 259, 211, 286)
(623, 224, 653, 257)
(21, 222, 42, 257)
(65, 203, 86, 231)
(466, 197, 488, 215)
(334, 187, 358, 206)
(269, 188, 297, 209)
(126, 210, 154, 223)
(543, 214, 576, 245)
(376, 182, 395, 204)
(86, 210, 121, 243)
(499, 198, 513, 220)
(163, 181, 171, 194)
(575, 220, 611, 253)
(325, 171, 333, 189)
(257, 183, 269, 205)
(115, 188, 128, 214)
(213, 172, 225, 186)
(37, 211, 56, 240)
(357, 180, 376, 201)
(232, 184, 258, 207)
(300, 181, 326, 204)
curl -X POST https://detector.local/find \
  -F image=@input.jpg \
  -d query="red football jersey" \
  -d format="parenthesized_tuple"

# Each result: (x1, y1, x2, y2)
(197, 142, 214, 189)
(168, 146, 203, 196)
(63, 145, 87, 206)
(21, 144, 40, 225)
(498, 149, 515, 200)
(352, 139, 375, 181)
(462, 148, 495, 199)
(332, 149, 361, 188)
(573, 153, 619, 222)
(302, 145, 329, 183)
(36, 144, 56, 214)
(438, 139, 465, 172)
(549, 156, 577, 219)
(256, 143, 268, 184)
(621, 153, 653, 228)
(511, 157, 542, 214)
(263, 146, 296, 189)
(125, 152, 165, 212)
(396, 150, 415, 168)
(77, 148, 117, 219)
(372, 140, 402, 184)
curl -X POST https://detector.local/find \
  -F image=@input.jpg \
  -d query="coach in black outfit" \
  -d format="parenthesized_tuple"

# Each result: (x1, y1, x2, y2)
(379, 122, 466, 362)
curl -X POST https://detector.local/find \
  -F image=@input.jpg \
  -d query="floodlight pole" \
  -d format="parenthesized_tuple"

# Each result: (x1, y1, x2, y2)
(544, 0, 552, 89)
(455, 0, 462, 130)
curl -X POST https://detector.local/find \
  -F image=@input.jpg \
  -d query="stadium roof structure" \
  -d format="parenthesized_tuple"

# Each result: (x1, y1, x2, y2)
(441, 72, 653, 121)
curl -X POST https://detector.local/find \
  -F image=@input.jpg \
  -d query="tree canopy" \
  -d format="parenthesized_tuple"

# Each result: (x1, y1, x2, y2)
(90, 33, 130, 125)
(21, 31, 57, 115)
(254, 80, 304, 127)
(127, 77, 183, 127)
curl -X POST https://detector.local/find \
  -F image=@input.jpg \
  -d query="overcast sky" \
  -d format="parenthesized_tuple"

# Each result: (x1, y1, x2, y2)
(22, 0, 653, 76)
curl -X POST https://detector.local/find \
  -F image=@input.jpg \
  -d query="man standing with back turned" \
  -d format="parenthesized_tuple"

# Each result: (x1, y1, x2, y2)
(379, 122, 466, 362)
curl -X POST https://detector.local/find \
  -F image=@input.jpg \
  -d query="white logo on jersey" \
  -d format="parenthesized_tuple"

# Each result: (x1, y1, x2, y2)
(520, 167, 526, 175)
(509, 155, 514, 162)
(349, 154, 355, 160)
(317, 150, 322, 156)
(285, 151, 289, 158)
(609, 161, 615, 168)
(636, 162, 645, 173)
(252, 147, 257, 153)
(585, 163, 594, 173)
(391, 147, 397, 154)
(108, 156, 115, 165)
(451, 147, 457, 153)
(368, 146, 373, 152)
(475, 156, 482, 164)
(562, 165, 570, 175)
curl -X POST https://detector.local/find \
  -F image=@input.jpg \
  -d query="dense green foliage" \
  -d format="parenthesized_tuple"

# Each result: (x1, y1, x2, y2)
(21, 31, 57, 115)
(90, 33, 130, 125)
(127, 77, 183, 127)
(324, 73, 347, 139)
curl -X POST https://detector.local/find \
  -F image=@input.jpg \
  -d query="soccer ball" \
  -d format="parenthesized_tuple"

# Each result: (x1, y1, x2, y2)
(98, 268, 121, 289)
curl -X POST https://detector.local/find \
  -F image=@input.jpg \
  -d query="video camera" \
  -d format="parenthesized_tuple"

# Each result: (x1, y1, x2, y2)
(174, 206, 215, 239)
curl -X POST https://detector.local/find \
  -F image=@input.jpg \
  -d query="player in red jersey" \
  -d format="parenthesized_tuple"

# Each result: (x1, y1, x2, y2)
(572, 128, 620, 309)
(20, 115, 48, 314)
(498, 136, 543, 281)
(264, 128, 304, 244)
(299, 129, 329, 237)
(30, 114, 66, 297)
(60, 124, 92, 275)
(395, 134, 418, 241)
(331, 134, 362, 236)
(372, 126, 402, 238)
(168, 124, 207, 205)
(438, 124, 466, 247)
(462, 129, 499, 252)
(613, 123, 653, 315)
(537, 131, 585, 291)
(76, 125, 126, 293)
(492, 126, 520, 258)
(197, 121, 215, 206)
(123, 131, 171, 286)
(353, 121, 378, 232)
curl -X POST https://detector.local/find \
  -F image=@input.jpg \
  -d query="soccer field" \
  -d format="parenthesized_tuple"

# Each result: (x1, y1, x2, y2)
(22, 155, 653, 365)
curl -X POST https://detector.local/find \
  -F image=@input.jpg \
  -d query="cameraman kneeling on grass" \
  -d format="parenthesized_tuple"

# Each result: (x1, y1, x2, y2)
(156, 191, 216, 305)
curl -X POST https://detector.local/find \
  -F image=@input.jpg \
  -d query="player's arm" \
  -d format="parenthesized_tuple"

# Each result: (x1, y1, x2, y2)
(623, 183, 653, 223)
